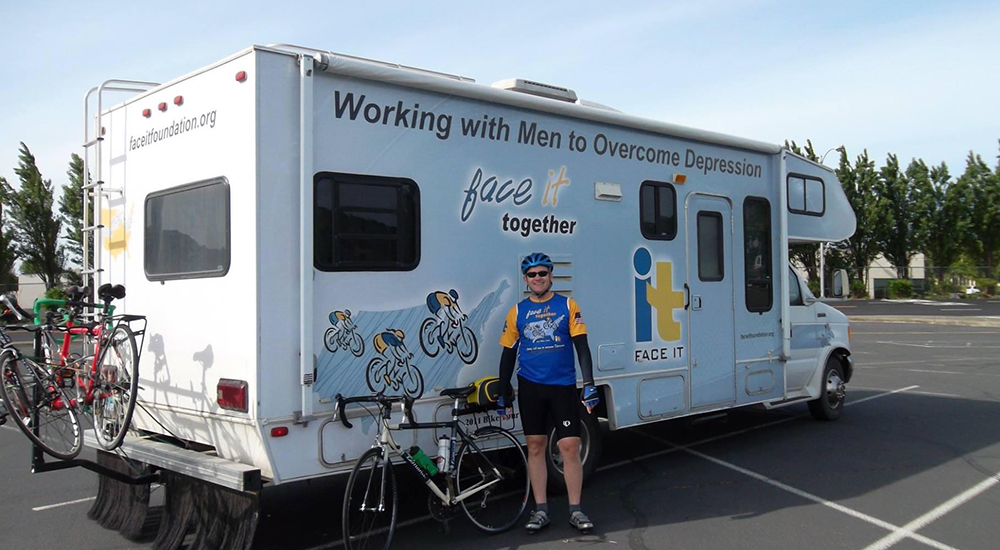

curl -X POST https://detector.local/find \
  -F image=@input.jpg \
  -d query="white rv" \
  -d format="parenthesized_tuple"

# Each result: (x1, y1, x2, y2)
(77, 44, 855, 546)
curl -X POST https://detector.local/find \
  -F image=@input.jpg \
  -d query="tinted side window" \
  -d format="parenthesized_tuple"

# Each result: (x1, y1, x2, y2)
(145, 178, 231, 281)
(314, 173, 420, 271)
(787, 174, 825, 216)
(639, 181, 677, 240)
(744, 197, 773, 312)
(697, 211, 724, 281)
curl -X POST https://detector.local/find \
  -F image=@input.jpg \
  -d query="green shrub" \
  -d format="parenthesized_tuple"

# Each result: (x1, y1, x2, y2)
(975, 278, 997, 296)
(850, 280, 867, 299)
(887, 279, 913, 299)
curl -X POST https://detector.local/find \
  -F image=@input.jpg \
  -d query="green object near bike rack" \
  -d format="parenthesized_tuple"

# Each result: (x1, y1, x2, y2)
(31, 298, 115, 325)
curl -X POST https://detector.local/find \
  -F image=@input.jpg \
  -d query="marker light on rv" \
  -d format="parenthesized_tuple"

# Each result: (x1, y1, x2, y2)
(672, 173, 687, 184)
(158, 102, 167, 112)
(142, 109, 151, 118)
(236, 71, 247, 82)
(217, 379, 248, 412)
(270, 427, 289, 438)
(173, 95, 183, 106)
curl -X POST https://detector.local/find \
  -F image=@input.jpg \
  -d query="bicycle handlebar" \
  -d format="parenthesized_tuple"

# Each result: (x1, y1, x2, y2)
(335, 393, 416, 429)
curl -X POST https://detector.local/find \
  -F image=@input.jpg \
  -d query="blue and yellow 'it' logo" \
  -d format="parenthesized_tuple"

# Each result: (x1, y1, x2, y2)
(633, 248, 685, 342)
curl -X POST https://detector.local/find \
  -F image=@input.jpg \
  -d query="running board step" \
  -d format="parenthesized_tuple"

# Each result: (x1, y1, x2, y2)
(84, 433, 262, 492)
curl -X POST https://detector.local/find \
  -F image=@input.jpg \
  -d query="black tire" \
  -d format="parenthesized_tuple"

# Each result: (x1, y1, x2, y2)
(456, 426, 529, 534)
(349, 333, 365, 357)
(1, 354, 83, 460)
(366, 358, 387, 394)
(418, 318, 441, 358)
(400, 365, 424, 400)
(546, 401, 602, 492)
(808, 356, 846, 421)
(456, 326, 478, 365)
(92, 324, 140, 450)
(343, 447, 397, 550)
(324, 328, 339, 354)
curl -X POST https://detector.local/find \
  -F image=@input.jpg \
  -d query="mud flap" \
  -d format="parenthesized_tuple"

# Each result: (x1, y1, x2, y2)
(88, 450, 156, 541)
(154, 469, 260, 550)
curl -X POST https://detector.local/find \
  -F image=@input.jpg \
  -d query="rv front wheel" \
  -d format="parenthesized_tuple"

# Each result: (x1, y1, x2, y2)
(808, 357, 846, 421)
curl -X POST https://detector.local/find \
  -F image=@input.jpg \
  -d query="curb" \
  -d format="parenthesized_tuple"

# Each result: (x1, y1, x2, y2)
(848, 316, 1000, 328)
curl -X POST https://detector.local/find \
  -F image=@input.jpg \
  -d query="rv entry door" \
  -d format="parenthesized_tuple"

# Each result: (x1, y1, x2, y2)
(686, 194, 736, 409)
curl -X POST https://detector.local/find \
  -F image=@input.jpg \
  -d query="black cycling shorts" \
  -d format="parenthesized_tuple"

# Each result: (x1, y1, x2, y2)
(517, 376, 580, 440)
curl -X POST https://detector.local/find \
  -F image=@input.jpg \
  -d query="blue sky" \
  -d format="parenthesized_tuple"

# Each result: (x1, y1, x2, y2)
(2, 0, 998, 191)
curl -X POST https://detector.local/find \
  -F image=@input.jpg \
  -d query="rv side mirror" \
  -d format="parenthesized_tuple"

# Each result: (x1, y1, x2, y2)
(832, 269, 848, 298)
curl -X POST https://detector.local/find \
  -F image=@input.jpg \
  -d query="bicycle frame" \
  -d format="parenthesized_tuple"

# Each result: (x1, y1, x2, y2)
(353, 397, 506, 508)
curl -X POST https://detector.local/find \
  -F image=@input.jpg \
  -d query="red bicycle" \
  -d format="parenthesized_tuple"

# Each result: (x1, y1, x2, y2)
(1, 284, 144, 458)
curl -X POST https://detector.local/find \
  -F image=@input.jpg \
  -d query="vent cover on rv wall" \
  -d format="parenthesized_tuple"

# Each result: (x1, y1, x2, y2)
(492, 78, 578, 103)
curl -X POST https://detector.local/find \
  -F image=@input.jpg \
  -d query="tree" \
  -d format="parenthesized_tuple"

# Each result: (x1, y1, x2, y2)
(60, 153, 88, 286)
(0, 143, 65, 289)
(959, 150, 1000, 278)
(878, 154, 924, 278)
(835, 148, 888, 287)
(910, 160, 969, 282)
(0, 194, 19, 290)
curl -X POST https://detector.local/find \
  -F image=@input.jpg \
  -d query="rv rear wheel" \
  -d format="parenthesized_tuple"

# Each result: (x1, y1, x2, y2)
(808, 356, 846, 421)
(545, 402, 602, 492)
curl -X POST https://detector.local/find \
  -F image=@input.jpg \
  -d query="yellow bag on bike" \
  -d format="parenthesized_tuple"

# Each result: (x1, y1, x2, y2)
(467, 376, 503, 405)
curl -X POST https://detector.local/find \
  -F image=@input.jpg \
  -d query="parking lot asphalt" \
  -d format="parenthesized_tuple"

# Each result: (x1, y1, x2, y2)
(2, 321, 999, 550)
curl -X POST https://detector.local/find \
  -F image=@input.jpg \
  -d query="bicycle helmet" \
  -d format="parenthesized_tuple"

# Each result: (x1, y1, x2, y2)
(449, 289, 459, 300)
(521, 252, 553, 274)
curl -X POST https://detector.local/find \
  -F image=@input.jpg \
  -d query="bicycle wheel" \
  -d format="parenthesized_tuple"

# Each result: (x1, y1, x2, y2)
(418, 317, 441, 358)
(455, 426, 529, 534)
(456, 326, 478, 364)
(92, 324, 139, 450)
(343, 447, 397, 550)
(1, 354, 83, 460)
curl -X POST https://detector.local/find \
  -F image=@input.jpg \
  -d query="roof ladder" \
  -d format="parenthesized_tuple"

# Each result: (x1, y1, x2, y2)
(81, 80, 158, 287)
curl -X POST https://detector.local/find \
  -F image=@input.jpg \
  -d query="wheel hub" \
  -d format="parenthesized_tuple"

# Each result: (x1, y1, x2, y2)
(826, 371, 846, 404)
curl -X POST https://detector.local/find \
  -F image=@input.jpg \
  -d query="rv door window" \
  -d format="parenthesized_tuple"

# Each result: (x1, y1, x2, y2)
(314, 173, 420, 271)
(697, 211, 724, 282)
(743, 197, 773, 312)
(788, 267, 804, 306)
(639, 181, 677, 240)
(786, 174, 825, 216)
(144, 178, 231, 281)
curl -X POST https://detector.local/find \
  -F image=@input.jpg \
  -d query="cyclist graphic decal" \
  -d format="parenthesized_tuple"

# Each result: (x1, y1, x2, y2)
(366, 329, 424, 399)
(419, 289, 479, 364)
(325, 309, 365, 357)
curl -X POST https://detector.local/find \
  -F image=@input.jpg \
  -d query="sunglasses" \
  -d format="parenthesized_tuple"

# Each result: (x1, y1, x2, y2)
(525, 270, 550, 278)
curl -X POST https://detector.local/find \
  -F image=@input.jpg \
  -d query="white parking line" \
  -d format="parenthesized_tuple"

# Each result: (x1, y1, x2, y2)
(861, 475, 1000, 550)
(848, 386, 919, 406)
(877, 341, 1000, 349)
(32, 496, 97, 512)
(597, 386, 917, 473)
(678, 445, 958, 550)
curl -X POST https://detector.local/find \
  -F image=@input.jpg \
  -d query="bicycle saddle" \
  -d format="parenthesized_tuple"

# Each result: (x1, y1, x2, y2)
(1, 293, 32, 320)
(440, 386, 476, 399)
(97, 283, 127, 302)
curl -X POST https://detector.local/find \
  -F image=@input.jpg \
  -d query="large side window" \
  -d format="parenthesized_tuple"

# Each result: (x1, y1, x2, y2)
(786, 174, 825, 216)
(697, 211, 724, 281)
(639, 181, 677, 240)
(743, 197, 773, 312)
(145, 177, 231, 281)
(314, 172, 419, 271)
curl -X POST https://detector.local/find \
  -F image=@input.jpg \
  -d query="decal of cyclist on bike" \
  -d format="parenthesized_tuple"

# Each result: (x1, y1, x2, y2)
(497, 252, 599, 534)
(420, 289, 479, 364)
(368, 329, 424, 399)
(325, 309, 365, 357)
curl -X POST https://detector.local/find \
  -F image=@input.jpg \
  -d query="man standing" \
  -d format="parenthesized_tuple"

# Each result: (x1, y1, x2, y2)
(497, 252, 600, 534)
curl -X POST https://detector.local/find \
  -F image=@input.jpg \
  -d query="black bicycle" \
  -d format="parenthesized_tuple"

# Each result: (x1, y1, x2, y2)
(336, 388, 529, 550)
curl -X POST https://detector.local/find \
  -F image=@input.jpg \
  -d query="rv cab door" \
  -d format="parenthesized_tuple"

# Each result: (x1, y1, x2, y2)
(787, 267, 821, 390)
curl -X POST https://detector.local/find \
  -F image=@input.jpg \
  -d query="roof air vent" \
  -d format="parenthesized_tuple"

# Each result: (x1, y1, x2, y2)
(492, 78, 578, 103)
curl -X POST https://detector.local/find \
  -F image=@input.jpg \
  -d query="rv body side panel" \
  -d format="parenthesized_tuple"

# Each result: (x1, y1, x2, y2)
(98, 51, 269, 476)
(302, 67, 786, 449)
